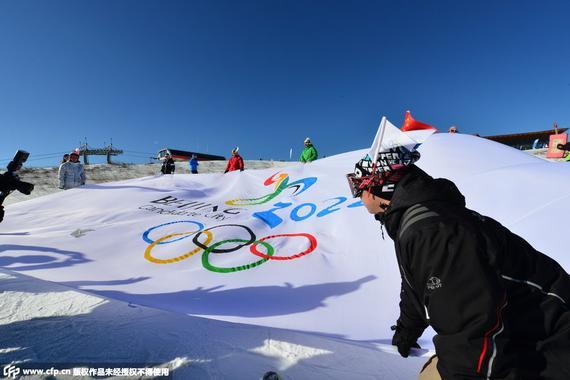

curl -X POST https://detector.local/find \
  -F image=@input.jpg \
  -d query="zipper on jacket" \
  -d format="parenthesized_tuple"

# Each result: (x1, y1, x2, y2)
(423, 295, 431, 322)
(397, 259, 428, 324)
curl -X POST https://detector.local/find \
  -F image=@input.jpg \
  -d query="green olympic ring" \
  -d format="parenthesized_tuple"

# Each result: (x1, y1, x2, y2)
(201, 239, 274, 273)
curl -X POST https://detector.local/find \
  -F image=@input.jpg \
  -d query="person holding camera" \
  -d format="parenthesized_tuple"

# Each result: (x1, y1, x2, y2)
(0, 150, 34, 223)
(58, 151, 86, 190)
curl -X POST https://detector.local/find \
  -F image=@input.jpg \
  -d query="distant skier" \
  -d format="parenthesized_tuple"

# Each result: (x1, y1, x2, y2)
(346, 115, 570, 379)
(224, 148, 244, 173)
(160, 153, 175, 174)
(189, 154, 199, 174)
(299, 137, 318, 163)
(58, 151, 85, 190)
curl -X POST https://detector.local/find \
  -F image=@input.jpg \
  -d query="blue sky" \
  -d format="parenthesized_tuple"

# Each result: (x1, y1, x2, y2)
(1, 0, 569, 167)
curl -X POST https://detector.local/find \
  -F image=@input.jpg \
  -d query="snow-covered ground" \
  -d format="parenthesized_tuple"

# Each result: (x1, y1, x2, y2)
(0, 268, 425, 379)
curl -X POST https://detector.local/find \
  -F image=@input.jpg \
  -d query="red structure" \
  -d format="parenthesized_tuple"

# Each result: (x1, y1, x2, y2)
(547, 134, 568, 158)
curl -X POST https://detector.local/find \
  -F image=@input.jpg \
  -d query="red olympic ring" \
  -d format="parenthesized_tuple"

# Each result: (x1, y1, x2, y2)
(249, 233, 317, 260)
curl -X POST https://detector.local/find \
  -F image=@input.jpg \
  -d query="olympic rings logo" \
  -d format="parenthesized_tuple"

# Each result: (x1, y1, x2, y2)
(225, 172, 317, 206)
(142, 221, 318, 273)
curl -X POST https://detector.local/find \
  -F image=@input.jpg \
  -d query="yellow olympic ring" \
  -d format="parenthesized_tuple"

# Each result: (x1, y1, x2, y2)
(144, 230, 213, 264)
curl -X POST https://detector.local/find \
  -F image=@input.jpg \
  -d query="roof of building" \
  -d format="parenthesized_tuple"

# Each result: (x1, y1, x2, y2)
(157, 148, 225, 161)
(484, 128, 568, 142)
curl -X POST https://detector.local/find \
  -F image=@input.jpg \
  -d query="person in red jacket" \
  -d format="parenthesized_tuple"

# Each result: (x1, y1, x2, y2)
(224, 148, 244, 173)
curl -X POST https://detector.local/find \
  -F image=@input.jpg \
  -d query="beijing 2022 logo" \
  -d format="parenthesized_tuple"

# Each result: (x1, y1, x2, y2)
(141, 172, 362, 274)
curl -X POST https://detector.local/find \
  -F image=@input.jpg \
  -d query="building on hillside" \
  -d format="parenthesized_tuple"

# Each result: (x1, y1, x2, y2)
(156, 148, 225, 162)
(483, 128, 568, 150)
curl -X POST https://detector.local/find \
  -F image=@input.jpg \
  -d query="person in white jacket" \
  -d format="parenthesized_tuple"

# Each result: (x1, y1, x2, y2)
(58, 152, 86, 190)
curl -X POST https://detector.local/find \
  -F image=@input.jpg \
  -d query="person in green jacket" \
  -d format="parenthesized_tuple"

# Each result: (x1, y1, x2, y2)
(300, 137, 318, 163)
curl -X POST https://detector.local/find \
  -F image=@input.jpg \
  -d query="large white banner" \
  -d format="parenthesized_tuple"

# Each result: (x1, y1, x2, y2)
(1, 133, 569, 349)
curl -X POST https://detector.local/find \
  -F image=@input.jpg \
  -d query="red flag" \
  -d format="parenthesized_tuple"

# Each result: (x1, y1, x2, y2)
(401, 110, 438, 132)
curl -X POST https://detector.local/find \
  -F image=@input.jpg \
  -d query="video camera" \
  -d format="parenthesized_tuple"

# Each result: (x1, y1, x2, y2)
(0, 150, 35, 223)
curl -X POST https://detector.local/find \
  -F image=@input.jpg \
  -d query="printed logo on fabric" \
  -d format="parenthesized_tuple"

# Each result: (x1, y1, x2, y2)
(140, 171, 364, 274)
(426, 276, 443, 291)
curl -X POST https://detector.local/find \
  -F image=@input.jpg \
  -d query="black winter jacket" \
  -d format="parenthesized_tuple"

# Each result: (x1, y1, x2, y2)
(382, 165, 570, 380)
(161, 158, 175, 174)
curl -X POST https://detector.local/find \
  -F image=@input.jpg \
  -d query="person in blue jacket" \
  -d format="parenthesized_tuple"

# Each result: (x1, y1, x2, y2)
(189, 154, 199, 174)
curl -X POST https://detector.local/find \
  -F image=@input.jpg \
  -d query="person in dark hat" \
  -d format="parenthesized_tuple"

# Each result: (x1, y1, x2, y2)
(160, 153, 175, 175)
(347, 141, 570, 379)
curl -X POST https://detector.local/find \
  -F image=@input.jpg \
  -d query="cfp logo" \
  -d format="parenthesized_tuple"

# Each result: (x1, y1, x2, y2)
(3, 364, 21, 379)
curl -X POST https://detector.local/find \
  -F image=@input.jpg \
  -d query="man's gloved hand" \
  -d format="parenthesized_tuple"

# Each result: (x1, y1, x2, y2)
(0, 205, 4, 223)
(391, 324, 421, 358)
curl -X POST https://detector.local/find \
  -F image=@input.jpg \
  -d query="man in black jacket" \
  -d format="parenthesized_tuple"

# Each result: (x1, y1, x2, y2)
(347, 146, 570, 379)
(160, 154, 175, 175)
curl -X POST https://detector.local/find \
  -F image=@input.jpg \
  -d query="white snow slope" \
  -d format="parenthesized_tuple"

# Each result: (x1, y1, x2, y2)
(0, 268, 425, 379)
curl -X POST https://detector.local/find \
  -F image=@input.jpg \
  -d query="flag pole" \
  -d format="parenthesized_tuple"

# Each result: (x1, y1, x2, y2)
(372, 116, 387, 162)
(368, 116, 387, 175)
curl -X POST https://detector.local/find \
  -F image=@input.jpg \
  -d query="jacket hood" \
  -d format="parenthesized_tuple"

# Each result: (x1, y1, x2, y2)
(383, 165, 466, 239)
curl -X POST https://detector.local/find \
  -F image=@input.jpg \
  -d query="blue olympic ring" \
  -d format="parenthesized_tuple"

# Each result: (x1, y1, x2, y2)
(142, 220, 204, 245)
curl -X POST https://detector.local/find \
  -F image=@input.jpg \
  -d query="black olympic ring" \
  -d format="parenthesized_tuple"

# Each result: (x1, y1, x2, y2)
(192, 224, 256, 253)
